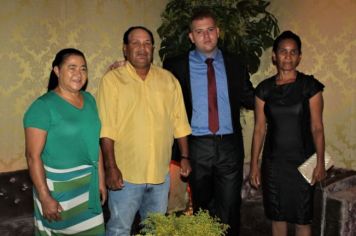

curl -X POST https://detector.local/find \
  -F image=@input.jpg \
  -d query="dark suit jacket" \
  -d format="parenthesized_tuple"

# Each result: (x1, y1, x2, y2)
(163, 51, 255, 160)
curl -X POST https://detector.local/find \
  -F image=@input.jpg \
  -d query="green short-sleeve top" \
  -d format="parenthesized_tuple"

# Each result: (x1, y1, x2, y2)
(23, 91, 101, 169)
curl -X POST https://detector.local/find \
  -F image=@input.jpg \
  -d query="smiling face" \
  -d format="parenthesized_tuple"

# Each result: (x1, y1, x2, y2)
(54, 55, 87, 93)
(123, 28, 154, 70)
(273, 38, 302, 72)
(189, 16, 220, 57)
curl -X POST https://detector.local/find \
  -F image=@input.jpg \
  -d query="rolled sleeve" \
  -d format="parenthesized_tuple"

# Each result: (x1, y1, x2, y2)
(96, 72, 120, 141)
(172, 79, 191, 138)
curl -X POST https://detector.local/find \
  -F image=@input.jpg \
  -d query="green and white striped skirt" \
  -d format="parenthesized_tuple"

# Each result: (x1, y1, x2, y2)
(34, 164, 105, 235)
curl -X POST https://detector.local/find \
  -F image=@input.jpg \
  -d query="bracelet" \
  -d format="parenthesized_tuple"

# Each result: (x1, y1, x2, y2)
(181, 155, 190, 160)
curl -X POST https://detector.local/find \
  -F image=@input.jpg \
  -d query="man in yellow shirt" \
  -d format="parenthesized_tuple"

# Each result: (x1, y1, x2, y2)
(96, 26, 191, 235)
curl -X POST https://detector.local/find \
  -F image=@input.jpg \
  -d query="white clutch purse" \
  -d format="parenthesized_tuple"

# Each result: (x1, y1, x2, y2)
(298, 152, 334, 185)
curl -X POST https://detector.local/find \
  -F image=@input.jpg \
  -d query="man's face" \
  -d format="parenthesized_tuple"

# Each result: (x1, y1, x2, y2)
(123, 29, 154, 69)
(189, 17, 220, 56)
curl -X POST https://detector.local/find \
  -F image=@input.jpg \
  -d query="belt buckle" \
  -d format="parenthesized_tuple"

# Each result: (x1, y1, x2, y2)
(214, 134, 224, 140)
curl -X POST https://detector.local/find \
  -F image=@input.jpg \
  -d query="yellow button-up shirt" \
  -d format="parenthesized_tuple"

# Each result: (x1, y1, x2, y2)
(97, 62, 191, 184)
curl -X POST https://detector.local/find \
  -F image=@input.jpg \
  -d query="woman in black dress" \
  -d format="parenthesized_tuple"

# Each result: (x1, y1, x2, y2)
(249, 31, 326, 236)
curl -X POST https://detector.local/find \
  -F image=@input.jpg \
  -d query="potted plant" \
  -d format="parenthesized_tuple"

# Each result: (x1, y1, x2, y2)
(139, 210, 228, 236)
(157, 0, 279, 74)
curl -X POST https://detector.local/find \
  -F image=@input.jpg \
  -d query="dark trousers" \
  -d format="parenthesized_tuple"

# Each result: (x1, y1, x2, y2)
(189, 134, 244, 236)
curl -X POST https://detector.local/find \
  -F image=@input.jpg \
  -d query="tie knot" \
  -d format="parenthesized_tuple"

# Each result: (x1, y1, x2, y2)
(205, 58, 214, 65)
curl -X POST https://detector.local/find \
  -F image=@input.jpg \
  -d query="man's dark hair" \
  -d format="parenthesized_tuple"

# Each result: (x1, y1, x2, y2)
(123, 26, 154, 45)
(273, 30, 302, 54)
(189, 8, 217, 31)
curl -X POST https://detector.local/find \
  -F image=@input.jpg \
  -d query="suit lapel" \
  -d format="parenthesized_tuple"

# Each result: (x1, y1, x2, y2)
(222, 53, 236, 104)
(183, 55, 192, 106)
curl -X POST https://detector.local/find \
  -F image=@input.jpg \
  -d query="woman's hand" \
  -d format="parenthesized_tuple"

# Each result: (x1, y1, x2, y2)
(40, 195, 63, 222)
(250, 96, 266, 189)
(249, 164, 261, 189)
(311, 163, 326, 185)
(180, 158, 192, 177)
(98, 148, 107, 204)
(309, 92, 326, 186)
(25, 127, 63, 221)
(99, 180, 107, 205)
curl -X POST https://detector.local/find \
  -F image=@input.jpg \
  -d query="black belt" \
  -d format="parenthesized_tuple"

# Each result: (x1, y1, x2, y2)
(190, 133, 235, 141)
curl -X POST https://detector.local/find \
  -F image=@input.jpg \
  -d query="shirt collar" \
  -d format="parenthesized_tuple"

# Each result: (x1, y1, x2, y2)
(126, 61, 153, 81)
(192, 48, 221, 63)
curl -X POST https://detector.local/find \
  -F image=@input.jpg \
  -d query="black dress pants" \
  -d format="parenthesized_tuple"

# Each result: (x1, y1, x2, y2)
(189, 134, 244, 236)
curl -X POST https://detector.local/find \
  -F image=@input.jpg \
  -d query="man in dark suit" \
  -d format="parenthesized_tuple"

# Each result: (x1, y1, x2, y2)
(163, 9, 254, 236)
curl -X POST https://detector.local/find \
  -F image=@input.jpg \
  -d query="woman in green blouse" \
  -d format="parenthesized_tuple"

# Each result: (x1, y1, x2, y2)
(24, 48, 106, 235)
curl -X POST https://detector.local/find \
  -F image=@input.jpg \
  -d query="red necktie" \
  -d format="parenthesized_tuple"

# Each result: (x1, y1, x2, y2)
(205, 58, 219, 134)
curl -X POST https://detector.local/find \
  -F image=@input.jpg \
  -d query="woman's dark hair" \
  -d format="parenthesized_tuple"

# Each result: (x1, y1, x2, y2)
(272, 30, 302, 54)
(47, 48, 87, 91)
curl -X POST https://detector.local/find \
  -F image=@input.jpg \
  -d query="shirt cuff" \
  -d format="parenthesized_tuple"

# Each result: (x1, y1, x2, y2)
(174, 126, 192, 139)
(100, 126, 119, 141)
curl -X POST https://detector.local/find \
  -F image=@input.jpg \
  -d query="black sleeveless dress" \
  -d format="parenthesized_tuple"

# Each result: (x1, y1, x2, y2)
(255, 72, 324, 224)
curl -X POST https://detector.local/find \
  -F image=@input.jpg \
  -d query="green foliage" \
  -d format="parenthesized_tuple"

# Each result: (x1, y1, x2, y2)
(139, 210, 229, 236)
(157, 0, 279, 74)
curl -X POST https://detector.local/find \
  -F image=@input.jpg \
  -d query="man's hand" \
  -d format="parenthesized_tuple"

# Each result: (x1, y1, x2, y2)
(106, 166, 124, 190)
(180, 158, 192, 177)
(107, 60, 126, 72)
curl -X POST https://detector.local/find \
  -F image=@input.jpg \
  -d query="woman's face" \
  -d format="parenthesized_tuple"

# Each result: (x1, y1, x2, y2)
(54, 55, 87, 93)
(273, 39, 301, 72)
